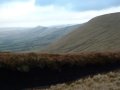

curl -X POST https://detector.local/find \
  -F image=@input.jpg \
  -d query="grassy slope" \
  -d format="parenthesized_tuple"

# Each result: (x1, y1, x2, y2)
(0, 52, 120, 71)
(0, 52, 120, 90)
(45, 12, 120, 53)
(42, 70, 120, 90)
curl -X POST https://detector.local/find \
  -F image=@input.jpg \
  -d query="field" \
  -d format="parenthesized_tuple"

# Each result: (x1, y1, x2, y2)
(0, 52, 120, 90)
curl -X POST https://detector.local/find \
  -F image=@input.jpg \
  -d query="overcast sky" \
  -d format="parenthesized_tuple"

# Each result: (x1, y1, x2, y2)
(0, 0, 120, 27)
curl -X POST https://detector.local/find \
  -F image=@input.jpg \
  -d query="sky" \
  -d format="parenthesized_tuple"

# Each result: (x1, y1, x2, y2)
(0, 0, 120, 27)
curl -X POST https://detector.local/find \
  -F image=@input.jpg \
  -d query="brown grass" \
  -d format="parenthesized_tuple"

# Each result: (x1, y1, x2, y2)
(0, 52, 120, 71)
(0, 52, 120, 90)
(39, 70, 120, 90)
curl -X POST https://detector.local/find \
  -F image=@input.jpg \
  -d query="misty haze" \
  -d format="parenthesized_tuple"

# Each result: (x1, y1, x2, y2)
(0, 0, 120, 90)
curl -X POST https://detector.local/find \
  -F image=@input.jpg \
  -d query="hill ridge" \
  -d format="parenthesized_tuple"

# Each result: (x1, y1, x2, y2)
(44, 12, 120, 53)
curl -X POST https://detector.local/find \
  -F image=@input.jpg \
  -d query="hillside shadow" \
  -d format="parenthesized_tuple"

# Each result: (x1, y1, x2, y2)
(0, 62, 120, 90)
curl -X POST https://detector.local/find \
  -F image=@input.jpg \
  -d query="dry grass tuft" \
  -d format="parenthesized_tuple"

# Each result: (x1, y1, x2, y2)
(39, 70, 120, 90)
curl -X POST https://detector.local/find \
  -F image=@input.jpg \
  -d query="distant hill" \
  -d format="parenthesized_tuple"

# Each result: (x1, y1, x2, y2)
(44, 12, 120, 53)
(0, 25, 79, 52)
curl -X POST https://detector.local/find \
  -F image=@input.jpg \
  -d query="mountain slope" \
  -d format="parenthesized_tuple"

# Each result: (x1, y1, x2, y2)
(0, 25, 79, 52)
(45, 12, 120, 53)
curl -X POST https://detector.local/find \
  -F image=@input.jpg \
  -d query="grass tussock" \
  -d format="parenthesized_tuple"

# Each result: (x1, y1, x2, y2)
(40, 70, 120, 90)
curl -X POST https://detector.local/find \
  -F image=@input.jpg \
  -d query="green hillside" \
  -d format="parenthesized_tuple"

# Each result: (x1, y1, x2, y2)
(0, 25, 79, 52)
(45, 12, 120, 53)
